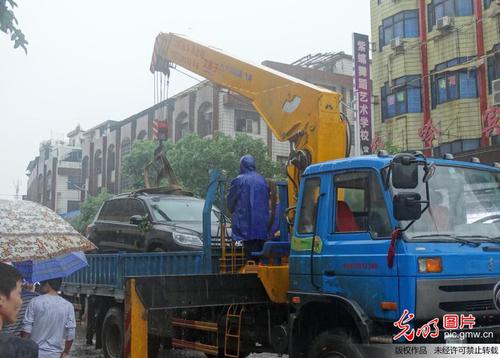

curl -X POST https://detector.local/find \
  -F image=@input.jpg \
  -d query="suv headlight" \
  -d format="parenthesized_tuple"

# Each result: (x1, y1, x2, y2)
(172, 232, 203, 247)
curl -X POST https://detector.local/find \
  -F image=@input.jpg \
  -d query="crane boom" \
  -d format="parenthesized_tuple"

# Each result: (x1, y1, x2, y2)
(150, 32, 350, 203)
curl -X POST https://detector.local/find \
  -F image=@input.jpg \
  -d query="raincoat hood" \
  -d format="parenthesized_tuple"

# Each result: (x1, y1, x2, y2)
(240, 155, 256, 174)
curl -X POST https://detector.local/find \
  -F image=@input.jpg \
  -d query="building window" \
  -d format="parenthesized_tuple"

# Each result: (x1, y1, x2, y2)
(487, 44, 500, 94)
(428, 0, 474, 31)
(379, 10, 419, 50)
(175, 112, 189, 142)
(197, 102, 213, 138)
(67, 200, 80, 212)
(63, 150, 82, 162)
(381, 75, 422, 121)
(484, 0, 492, 9)
(94, 150, 102, 175)
(433, 139, 480, 156)
(67, 176, 81, 190)
(235, 109, 260, 135)
(120, 138, 131, 192)
(431, 57, 477, 107)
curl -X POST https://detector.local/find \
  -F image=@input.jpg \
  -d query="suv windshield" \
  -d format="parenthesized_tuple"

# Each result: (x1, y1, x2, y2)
(392, 164, 500, 242)
(148, 197, 219, 222)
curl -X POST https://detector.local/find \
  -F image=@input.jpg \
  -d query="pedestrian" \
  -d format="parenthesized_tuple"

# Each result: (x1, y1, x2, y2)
(22, 277, 76, 358)
(227, 154, 269, 261)
(0, 262, 38, 358)
(3, 283, 38, 337)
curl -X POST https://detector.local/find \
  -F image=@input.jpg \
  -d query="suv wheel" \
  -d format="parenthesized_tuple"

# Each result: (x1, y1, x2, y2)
(147, 244, 168, 252)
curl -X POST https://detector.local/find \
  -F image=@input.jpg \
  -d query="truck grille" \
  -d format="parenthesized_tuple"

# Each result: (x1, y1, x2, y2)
(439, 299, 494, 312)
(416, 277, 500, 321)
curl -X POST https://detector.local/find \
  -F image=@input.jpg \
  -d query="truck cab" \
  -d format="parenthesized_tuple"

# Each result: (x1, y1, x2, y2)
(288, 154, 500, 356)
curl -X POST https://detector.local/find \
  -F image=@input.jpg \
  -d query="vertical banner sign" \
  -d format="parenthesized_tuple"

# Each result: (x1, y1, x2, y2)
(353, 33, 372, 154)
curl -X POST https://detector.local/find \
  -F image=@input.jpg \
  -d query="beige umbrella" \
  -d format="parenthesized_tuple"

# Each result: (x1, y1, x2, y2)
(0, 199, 96, 262)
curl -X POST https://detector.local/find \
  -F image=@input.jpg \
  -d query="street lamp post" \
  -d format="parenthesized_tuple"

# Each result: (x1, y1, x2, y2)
(341, 96, 361, 157)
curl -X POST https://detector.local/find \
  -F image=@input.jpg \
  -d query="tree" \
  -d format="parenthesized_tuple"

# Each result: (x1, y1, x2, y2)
(121, 134, 282, 197)
(384, 142, 402, 155)
(70, 189, 112, 233)
(0, 0, 28, 52)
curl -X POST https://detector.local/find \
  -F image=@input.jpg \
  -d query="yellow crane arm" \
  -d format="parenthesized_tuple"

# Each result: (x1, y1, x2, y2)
(150, 32, 350, 203)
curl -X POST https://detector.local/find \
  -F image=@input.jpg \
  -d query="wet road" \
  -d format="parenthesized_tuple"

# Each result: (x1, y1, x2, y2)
(72, 326, 282, 358)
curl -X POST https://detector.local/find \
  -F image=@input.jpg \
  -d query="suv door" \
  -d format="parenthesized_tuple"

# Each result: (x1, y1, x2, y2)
(109, 198, 135, 251)
(91, 201, 116, 251)
(122, 198, 148, 251)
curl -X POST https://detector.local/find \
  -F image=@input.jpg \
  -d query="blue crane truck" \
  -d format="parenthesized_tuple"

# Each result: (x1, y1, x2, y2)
(62, 153, 500, 358)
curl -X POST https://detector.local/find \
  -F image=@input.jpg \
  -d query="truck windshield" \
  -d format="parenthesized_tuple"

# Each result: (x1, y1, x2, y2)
(148, 197, 219, 222)
(392, 165, 500, 242)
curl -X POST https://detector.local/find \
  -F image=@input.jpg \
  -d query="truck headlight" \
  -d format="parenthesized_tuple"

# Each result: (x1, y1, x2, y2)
(418, 257, 442, 273)
(172, 232, 203, 247)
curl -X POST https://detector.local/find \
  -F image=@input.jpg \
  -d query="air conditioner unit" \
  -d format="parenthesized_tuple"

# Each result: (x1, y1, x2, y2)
(390, 37, 403, 50)
(493, 79, 500, 106)
(437, 16, 454, 31)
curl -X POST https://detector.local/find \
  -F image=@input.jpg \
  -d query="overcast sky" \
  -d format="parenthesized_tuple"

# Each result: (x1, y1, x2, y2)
(0, 0, 371, 198)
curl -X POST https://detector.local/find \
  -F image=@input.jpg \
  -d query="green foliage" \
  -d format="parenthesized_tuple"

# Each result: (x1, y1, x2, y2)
(384, 143, 402, 155)
(121, 134, 282, 197)
(137, 217, 153, 233)
(0, 0, 28, 53)
(70, 189, 112, 233)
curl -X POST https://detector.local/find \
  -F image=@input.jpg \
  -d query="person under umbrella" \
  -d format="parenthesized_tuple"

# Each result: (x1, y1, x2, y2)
(0, 262, 38, 357)
(21, 277, 76, 358)
(2, 282, 38, 337)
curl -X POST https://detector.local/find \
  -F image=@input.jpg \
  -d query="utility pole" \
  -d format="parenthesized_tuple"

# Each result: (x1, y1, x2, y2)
(341, 97, 360, 157)
(13, 178, 20, 200)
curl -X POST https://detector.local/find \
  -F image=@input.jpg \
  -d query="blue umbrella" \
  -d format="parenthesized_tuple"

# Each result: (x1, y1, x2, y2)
(13, 251, 88, 283)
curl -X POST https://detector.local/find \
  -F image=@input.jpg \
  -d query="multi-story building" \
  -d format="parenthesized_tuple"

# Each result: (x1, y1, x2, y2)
(371, 0, 499, 161)
(25, 126, 85, 214)
(80, 53, 355, 197)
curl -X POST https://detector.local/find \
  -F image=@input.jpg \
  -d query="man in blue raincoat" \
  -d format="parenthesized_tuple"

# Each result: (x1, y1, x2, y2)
(227, 155, 269, 261)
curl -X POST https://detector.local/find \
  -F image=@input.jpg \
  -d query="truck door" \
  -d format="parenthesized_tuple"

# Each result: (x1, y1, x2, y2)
(325, 170, 400, 321)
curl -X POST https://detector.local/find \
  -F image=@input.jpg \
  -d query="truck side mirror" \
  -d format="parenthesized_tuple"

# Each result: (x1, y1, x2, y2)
(393, 193, 422, 221)
(391, 154, 418, 189)
(129, 215, 144, 225)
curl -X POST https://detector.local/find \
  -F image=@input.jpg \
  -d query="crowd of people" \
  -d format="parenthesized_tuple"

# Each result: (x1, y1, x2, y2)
(0, 262, 76, 358)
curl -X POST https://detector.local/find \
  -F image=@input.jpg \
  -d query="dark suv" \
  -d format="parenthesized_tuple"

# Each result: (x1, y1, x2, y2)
(88, 190, 223, 252)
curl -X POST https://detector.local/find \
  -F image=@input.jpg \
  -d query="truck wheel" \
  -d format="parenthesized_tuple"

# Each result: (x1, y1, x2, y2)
(307, 330, 363, 358)
(148, 335, 161, 358)
(102, 306, 124, 358)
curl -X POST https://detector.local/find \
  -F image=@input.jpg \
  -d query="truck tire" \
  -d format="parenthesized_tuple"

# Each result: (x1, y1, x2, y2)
(148, 335, 161, 358)
(307, 330, 364, 358)
(102, 306, 124, 358)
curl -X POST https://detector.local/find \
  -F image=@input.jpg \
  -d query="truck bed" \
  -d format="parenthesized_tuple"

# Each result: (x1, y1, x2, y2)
(62, 251, 206, 299)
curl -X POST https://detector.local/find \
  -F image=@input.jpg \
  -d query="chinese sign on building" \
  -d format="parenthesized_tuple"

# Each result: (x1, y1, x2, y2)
(353, 33, 372, 154)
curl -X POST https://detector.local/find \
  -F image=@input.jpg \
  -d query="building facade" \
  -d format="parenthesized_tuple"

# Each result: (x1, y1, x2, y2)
(25, 126, 84, 214)
(371, 0, 499, 161)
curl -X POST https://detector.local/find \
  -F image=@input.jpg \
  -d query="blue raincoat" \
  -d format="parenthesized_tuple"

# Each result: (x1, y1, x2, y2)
(227, 155, 269, 241)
